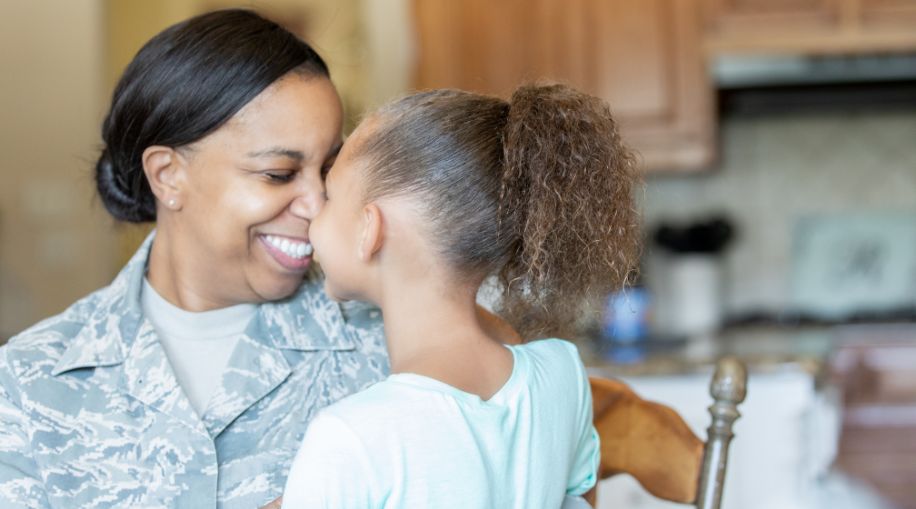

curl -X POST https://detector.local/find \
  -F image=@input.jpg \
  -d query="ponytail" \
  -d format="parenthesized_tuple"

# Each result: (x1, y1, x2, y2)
(495, 84, 642, 338)
(358, 83, 642, 339)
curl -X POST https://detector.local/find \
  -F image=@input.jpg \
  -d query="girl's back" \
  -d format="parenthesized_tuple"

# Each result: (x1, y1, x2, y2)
(283, 339, 597, 508)
(282, 83, 640, 508)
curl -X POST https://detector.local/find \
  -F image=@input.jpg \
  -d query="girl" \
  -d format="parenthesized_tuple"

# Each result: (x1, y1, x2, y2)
(282, 83, 640, 508)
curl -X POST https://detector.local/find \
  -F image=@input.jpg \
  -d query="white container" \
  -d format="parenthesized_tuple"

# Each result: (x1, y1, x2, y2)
(649, 253, 724, 338)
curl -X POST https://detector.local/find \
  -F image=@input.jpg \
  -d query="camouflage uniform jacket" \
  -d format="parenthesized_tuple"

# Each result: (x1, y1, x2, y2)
(0, 235, 389, 508)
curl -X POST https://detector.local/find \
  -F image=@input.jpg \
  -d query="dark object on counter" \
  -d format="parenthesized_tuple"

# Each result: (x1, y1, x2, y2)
(649, 216, 735, 336)
(653, 217, 735, 254)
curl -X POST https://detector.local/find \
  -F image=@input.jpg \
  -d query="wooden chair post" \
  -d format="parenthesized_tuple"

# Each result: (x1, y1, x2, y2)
(588, 357, 748, 509)
(696, 357, 748, 509)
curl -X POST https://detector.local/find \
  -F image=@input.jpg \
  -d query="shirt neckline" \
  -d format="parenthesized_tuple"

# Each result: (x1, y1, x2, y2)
(387, 344, 521, 406)
(141, 278, 257, 341)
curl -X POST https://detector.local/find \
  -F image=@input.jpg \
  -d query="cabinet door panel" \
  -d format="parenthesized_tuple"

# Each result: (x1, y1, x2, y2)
(590, 0, 670, 122)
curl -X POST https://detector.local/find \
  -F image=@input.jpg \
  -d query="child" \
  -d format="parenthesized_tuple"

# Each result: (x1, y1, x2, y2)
(282, 84, 640, 508)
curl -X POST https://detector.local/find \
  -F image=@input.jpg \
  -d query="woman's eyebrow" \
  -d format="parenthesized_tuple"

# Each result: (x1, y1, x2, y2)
(246, 147, 306, 161)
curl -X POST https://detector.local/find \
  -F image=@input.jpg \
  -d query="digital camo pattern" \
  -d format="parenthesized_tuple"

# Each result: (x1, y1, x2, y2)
(0, 234, 389, 508)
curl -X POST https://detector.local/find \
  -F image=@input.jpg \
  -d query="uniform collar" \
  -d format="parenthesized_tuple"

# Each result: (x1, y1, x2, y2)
(52, 232, 356, 377)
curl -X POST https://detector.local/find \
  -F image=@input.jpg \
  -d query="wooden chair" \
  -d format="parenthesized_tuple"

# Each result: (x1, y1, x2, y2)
(586, 357, 748, 509)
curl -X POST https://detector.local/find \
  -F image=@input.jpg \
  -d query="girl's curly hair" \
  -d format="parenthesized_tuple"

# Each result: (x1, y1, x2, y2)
(356, 83, 642, 339)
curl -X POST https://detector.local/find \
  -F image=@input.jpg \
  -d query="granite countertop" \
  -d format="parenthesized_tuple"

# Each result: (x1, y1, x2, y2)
(579, 323, 915, 381)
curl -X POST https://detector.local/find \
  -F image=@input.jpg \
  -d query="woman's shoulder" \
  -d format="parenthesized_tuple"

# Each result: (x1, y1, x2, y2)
(2, 286, 111, 378)
(273, 273, 386, 349)
(289, 274, 383, 326)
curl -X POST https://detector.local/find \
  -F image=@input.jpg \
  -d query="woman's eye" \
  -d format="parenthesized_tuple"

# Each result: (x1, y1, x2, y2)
(264, 171, 295, 183)
(321, 158, 337, 180)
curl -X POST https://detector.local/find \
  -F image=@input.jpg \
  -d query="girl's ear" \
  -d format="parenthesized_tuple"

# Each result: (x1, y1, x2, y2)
(358, 203, 384, 262)
(141, 145, 186, 210)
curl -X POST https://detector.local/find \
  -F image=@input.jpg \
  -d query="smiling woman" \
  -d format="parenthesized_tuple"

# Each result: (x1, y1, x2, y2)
(141, 74, 343, 307)
(0, 9, 390, 509)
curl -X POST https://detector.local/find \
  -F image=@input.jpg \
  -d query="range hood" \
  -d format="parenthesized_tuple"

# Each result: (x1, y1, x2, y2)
(712, 53, 916, 113)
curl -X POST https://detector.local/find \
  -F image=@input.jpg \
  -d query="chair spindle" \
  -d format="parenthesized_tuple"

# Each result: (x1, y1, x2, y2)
(696, 357, 748, 509)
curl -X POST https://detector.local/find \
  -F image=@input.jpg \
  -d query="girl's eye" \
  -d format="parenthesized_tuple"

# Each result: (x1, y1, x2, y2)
(264, 171, 296, 183)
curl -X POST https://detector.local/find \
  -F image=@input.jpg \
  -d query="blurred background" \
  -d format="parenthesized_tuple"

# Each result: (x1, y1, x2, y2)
(1, 1, 914, 508)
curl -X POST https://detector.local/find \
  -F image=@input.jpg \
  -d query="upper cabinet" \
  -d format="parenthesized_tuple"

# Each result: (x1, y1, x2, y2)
(412, 0, 716, 172)
(411, 0, 916, 172)
(702, 0, 916, 54)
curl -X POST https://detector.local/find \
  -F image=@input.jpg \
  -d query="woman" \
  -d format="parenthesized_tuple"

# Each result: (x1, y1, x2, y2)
(0, 10, 391, 509)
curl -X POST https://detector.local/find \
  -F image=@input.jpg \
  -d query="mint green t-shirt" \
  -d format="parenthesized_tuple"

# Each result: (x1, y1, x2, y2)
(282, 338, 599, 509)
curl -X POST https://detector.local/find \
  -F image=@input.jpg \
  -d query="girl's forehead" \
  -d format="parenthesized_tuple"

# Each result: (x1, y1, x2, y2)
(343, 116, 382, 153)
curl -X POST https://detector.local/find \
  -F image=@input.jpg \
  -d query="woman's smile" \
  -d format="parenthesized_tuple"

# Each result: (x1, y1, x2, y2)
(258, 233, 314, 271)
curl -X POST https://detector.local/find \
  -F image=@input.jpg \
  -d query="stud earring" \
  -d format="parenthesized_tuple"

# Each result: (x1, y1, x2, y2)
(167, 198, 177, 208)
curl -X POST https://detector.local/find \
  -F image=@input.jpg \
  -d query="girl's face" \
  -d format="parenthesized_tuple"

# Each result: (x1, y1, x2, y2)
(308, 120, 375, 302)
(167, 75, 343, 306)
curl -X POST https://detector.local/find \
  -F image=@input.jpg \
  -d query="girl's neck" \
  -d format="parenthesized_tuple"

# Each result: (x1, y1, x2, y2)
(376, 278, 513, 400)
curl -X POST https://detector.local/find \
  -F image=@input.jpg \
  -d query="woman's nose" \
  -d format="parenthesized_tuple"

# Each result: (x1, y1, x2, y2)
(289, 175, 325, 219)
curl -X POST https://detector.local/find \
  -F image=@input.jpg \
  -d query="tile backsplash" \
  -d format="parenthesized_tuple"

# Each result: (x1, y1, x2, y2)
(641, 110, 916, 315)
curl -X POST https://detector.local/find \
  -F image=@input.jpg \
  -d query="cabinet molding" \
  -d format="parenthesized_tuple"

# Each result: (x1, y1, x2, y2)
(703, 0, 916, 54)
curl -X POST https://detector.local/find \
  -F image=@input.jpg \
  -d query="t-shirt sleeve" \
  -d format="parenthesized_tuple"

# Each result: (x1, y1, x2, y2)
(565, 344, 601, 496)
(281, 412, 377, 509)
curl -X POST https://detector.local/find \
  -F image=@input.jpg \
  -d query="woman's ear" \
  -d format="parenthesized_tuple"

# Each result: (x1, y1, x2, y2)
(141, 145, 185, 210)
(358, 203, 384, 262)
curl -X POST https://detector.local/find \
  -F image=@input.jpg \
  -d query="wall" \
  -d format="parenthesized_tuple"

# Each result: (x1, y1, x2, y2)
(642, 109, 916, 315)
(0, 0, 114, 339)
(104, 0, 412, 131)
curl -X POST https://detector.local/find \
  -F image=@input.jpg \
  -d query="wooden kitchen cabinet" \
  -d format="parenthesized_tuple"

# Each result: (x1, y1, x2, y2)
(412, 0, 716, 172)
(702, 0, 916, 54)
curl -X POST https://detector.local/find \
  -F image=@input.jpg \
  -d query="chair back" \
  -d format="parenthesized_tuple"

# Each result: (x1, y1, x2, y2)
(589, 357, 747, 509)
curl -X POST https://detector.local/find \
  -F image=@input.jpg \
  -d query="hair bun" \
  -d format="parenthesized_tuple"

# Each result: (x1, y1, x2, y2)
(94, 148, 156, 223)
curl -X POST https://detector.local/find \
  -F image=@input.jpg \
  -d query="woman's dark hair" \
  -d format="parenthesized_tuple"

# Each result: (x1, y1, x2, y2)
(357, 84, 642, 338)
(96, 9, 330, 222)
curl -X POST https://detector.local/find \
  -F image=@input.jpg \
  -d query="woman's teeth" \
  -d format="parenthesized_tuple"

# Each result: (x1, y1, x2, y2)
(264, 235, 313, 259)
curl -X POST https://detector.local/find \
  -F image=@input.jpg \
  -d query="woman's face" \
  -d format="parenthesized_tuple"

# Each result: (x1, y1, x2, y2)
(167, 74, 343, 306)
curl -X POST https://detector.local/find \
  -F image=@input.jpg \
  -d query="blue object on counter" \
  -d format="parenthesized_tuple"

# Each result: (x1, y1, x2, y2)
(601, 288, 650, 363)
(604, 288, 650, 342)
